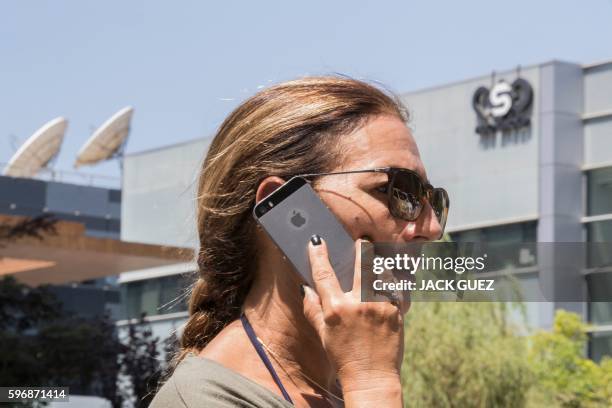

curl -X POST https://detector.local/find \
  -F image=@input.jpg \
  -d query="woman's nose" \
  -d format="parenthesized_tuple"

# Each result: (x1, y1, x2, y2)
(399, 201, 443, 242)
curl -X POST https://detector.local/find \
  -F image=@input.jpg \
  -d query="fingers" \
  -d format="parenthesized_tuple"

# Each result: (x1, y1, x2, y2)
(352, 238, 371, 298)
(307, 236, 410, 322)
(308, 235, 343, 311)
(301, 285, 325, 338)
(363, 241, 411, 315)
(399, 293, 411, 315)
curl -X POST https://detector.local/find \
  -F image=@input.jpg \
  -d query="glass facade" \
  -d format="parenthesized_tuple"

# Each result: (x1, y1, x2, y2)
(586, 221, 612, 269)
(586, 168, 612, 266)
(585, 167, 612, 360)
(450, 221, 537, 244)
(450, 222, 538, 271)
(587, 273, 612, 325)
(121, 273, 191, 319)
(590, 332, 612, 363)
(587, 219, 612, 242)
(587, 167, 612, 216)
(450, 222, 541, 329)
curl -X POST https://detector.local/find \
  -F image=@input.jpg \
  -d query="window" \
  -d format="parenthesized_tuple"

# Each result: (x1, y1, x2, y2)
(450, 222, 537, 244)
(590, 332, 612, 363)
(121, 274, 190, 319)
(587, 273, 612, 325)
(450, 222, 537, 271)
(585, 167, 612, 360)
(586, 221, 612, 268)
(587, 167, 612, 216)
(124, 280, 144, 319)
(586, 167, 612, 266)
(587, 219, 612, 242)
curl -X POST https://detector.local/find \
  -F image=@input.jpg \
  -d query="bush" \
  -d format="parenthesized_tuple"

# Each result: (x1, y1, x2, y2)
(402, 302, 532, 407)
(528, 310, 612, 407)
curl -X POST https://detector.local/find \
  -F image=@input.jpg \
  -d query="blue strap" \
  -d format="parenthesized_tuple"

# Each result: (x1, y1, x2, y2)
(241, 314, 294, 404)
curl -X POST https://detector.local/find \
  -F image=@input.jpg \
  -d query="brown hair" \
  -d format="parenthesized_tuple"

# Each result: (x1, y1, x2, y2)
(180, 75, 407, 354)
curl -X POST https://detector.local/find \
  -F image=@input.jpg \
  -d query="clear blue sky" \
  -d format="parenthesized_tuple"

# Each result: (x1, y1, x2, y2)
(1, 0, 611, 180)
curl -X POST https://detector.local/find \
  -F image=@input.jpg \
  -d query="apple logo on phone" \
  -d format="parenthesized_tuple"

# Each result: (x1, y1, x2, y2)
(289, 210, 307, 229)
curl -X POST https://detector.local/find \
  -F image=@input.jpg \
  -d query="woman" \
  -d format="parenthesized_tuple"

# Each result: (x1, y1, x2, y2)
(151, 76, 448, 407)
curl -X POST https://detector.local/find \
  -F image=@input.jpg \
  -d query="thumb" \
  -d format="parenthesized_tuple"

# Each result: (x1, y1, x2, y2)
(301, 285, 325, 338)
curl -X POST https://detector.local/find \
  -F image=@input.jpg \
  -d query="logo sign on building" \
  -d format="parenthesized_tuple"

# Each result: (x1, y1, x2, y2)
(472, 78, 533, 136)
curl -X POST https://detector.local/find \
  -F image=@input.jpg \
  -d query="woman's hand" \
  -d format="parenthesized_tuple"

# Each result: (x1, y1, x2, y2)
(302, 236, 405, 408)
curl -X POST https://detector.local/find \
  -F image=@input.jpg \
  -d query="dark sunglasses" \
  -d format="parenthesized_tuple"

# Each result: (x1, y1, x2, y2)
(294, 167, 450, 238)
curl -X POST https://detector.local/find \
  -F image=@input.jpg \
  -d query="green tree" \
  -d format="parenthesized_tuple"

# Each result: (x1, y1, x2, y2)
(401, 304, 612, 408)
(528, 310, 612, 407)
(0, 277, 167, 408)
(0, 276, 62, 387)
(119, 314, 162, 408)
(37, 314, 124, 406)
(0, 276, 124, 406)
(401, 301, 532, 408)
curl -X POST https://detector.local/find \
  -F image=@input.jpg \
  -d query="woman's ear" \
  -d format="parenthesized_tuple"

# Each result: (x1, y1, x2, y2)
(255, 176, 286, 204)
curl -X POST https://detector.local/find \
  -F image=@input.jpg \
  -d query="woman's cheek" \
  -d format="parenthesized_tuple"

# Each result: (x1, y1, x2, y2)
(350, 210, 388, 241)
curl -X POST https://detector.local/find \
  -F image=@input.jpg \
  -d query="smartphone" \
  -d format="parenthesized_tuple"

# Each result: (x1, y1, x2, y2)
(253, 176, 355, 292)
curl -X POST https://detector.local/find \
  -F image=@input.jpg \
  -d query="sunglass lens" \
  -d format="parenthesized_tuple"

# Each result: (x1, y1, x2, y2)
(390, 171, 423, 220)
(430, 189, 449, 229)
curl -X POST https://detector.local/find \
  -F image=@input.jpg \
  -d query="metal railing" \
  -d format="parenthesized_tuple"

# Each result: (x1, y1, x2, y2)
(0, 162, 121, 189)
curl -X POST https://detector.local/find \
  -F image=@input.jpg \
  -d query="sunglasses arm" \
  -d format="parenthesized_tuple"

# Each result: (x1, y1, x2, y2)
(293, 167, 391, 180)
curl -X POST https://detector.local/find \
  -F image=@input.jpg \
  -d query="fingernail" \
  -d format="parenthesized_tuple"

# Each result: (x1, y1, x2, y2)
(300, 284, 306, 298)
(310, 234, 322, 246)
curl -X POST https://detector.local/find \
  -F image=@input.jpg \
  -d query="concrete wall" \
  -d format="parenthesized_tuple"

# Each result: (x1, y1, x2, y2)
(537, 61, 585, 326)
(583, 62, 612, 168)
(400, 65, 540, 231)
(121, 138, 209, 248)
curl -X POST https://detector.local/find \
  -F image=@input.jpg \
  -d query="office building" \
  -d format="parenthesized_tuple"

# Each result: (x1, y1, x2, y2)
(118, 58, 612, 360)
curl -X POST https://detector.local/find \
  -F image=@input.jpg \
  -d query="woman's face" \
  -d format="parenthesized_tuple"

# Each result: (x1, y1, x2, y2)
(316, 114, 443, 243)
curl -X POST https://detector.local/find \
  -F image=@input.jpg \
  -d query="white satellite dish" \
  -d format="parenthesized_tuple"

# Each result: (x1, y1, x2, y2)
(3, 117, 68, 178)
(74, 106, 133, 168)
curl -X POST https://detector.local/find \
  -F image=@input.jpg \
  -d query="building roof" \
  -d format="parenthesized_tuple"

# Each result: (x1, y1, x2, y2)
(0, 215, 193, 286)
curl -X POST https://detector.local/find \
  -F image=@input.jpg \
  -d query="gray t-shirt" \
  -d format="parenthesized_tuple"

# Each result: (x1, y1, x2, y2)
(150, 354, 294, 408)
